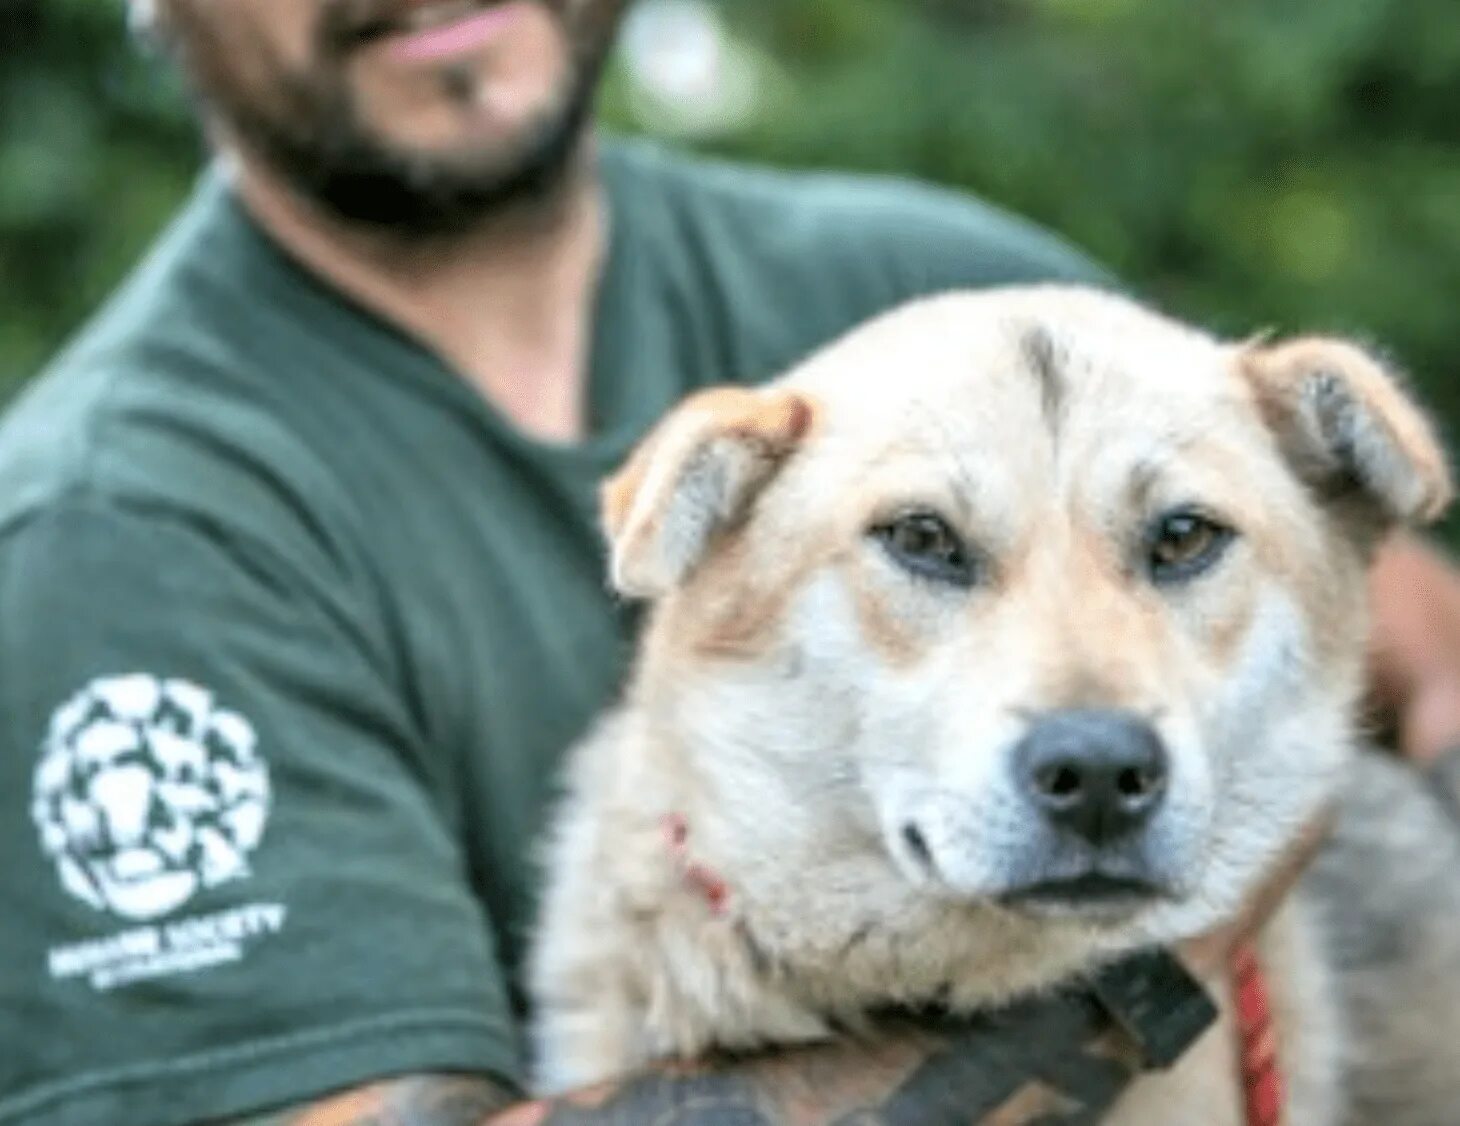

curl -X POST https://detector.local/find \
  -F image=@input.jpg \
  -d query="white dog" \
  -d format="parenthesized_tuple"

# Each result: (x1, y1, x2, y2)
(529, 287, 1460, 1124)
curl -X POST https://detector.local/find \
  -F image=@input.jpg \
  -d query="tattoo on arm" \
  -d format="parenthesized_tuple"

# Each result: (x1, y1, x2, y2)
(224, 1073, 516, 1126)
(223, 992, 1138, 1126)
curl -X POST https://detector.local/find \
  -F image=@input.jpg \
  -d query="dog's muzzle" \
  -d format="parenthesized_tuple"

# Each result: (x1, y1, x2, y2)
(1000, 708, 1174, 912)
(895, 708, 1183, 915)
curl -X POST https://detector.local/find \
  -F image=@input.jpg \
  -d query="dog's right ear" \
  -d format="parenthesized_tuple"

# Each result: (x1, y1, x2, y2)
(602, 386, 815, 599)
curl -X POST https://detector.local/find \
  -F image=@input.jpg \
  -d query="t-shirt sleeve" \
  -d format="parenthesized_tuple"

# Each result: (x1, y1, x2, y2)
(0, 497, 521, 1126)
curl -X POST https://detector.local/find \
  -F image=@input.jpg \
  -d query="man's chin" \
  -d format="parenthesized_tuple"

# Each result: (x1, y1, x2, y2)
(237, 77, 593, 236)
(353, 100, 574, 183)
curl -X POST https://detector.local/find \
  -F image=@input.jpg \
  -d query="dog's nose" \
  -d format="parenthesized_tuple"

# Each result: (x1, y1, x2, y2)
(1014, 708, 1168, 845)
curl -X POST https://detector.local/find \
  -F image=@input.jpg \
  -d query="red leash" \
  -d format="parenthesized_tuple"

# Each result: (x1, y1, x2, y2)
(1231, 941, 1283, 1126)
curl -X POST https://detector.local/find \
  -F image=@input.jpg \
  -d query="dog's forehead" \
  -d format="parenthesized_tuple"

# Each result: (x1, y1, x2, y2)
(792, 288, 1244, 460)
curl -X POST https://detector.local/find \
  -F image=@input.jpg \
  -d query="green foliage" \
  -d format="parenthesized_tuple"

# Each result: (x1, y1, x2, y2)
(5, 0, 1460, 449)
(1, 0, 197, 382)
(698, 0, 1460, 425)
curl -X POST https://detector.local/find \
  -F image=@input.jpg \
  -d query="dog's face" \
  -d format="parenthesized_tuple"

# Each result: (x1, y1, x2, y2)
(604, 288, 1450, 954)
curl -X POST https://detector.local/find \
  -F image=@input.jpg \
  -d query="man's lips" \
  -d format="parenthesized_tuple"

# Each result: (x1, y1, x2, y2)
(344, 0, 527, 59)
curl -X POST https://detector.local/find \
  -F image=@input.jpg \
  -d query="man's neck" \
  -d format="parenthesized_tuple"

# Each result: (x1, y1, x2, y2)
(227, 142, 607, 445)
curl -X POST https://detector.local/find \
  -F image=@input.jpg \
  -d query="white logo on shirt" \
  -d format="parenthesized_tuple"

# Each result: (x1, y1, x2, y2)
(32, 674, 271, 921)
(32, 675, 286, 990)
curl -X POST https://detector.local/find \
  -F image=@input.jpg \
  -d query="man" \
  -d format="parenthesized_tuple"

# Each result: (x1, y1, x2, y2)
(1, 2, 1457, 1124)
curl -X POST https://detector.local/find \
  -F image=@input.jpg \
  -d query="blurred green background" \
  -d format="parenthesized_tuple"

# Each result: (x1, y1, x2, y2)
(5, 0, 1460, 449)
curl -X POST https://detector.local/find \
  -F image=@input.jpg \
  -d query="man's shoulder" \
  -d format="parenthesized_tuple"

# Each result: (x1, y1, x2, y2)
(604, 137, 1113, 298)
(0, 176, 365, 572)
(0, 323, 358, 583)
(600, 137, 1114, 384)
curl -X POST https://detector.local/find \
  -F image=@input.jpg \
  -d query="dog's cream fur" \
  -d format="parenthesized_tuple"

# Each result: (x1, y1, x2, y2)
(529, 287, 1457, 1123)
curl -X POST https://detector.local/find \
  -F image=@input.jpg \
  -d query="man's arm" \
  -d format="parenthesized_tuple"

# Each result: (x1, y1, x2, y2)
(226, 1075, 515, 1125)
(230, 994, 1141, 1126)
(1369, 533, 1460, 762)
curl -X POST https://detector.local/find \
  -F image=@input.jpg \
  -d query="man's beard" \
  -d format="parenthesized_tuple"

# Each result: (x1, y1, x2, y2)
(164, 1, 623, 238)
(226, 67, 604, 237)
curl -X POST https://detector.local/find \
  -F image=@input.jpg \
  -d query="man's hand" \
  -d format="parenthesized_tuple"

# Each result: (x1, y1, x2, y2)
(1368, 533, 1460, 762)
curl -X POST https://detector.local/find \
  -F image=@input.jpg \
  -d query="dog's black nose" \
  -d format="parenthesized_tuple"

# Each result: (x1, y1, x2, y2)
(1014, 709, 1168, 845)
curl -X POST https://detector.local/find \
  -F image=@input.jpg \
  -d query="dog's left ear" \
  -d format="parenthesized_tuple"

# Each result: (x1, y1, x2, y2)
(601, 385, 816, 598)
(1238, 337, 1453, 541)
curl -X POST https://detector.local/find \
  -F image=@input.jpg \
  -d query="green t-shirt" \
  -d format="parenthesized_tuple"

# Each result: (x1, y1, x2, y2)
(0, 137, 1105, 1126)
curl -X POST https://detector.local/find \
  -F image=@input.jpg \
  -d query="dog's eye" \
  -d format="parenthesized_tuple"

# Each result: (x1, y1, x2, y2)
(1147, 509, 1234, 584)
(871, 512, 979, 587)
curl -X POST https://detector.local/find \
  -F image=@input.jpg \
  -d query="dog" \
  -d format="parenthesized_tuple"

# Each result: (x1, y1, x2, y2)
(528, 286, 1460, 1124)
